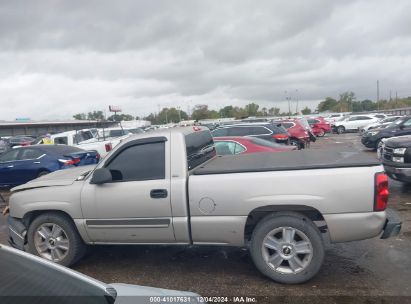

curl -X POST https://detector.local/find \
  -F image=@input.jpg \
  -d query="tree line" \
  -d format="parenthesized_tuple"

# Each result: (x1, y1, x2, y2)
(73, 91, 411, 124)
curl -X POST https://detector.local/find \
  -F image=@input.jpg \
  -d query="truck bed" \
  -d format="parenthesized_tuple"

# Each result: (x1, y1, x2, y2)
(193, 149, 380, 175)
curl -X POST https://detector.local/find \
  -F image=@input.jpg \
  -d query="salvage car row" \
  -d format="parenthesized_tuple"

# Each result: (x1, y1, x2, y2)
(5, 125, 401, 286)
(0, 118, 332, 188)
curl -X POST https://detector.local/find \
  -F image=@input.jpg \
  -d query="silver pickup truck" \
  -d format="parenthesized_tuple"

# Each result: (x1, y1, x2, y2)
(7, 127, 401, 284)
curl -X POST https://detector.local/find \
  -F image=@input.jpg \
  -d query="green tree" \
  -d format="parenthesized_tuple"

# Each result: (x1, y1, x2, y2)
(301, 107, 312, 115)
(245, 102, 260, 116)
(108, 113, 134, 122)
(87, 111, 105, 120)
(73, 113, 87, 120)
(219, 106, 233, 118)
(317, 97, 338, 112)
(191, 105, 211, 121)
(268, 107, 280, 116)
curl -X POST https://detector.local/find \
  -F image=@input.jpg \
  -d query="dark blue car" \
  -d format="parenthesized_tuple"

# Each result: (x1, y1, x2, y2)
(0, 145, 100, 188)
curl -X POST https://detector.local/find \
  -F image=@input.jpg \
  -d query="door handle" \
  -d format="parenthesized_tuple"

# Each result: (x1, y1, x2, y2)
(7, 165, 14, 168)
(33, 161, 40, 164)
(150, 189, 168, 199)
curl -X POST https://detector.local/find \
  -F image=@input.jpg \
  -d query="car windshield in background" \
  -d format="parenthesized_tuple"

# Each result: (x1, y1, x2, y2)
(248, 137, 287, 148)
(280, 122, 294, 129)
(73, 131, 94, 144)
(185, 130, 216, 170)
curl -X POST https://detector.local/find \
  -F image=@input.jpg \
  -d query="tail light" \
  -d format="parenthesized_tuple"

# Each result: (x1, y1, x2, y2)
(105, 143, 113, 152)
(374, 172, 389, 211)
(272, 134, 289, 140)
(58, 158, 81, 166)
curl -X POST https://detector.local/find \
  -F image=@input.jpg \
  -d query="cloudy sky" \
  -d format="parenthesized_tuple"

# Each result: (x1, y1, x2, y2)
(0, 0, 411, 120)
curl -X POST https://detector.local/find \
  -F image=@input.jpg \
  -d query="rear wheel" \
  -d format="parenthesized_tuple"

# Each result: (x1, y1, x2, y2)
(250, 212, 324, 284)
(336, 126, 345, 134)
(27, 212, 86, 266)
(37, 170, 49, 177)
(317, 129, 325, 137)
(290, 139, 302, 150)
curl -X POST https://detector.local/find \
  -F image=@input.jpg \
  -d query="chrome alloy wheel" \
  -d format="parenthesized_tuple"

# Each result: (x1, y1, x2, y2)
(34, 223, 70, 262)
(261, 227, 313, 274)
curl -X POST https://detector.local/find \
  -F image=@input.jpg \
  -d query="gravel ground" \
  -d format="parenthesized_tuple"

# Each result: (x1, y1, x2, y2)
(1, 133, 410, 304)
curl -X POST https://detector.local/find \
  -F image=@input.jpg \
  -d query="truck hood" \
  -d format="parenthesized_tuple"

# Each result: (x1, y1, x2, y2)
(385, 135, 411, 148)
(11, 165, 96, 192)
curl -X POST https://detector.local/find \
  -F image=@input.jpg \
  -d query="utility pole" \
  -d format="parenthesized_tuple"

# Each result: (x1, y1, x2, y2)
(285, 90, 291, 116)
(295, 89, 299, 114)
(377, 80, 380, 111)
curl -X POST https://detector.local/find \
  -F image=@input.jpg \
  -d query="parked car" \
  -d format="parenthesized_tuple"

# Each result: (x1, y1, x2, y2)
(361, 116, 411, 149)
(214, 136, 296, 155)
(42, 129, 127, 157)
(307, 117, 332, 137)
(0, 244, 198, 303)
(273, 119, 310, 149)
(0, 145, 100, 188)
(333, 114, 381, 134)
(380, 135, 411, 183)
(324, 113, 348, 123)
(8, 127, 401, 284)
(211, 123, 290, 145)
(8, 135, 36, 147)
(98, 128, 134, 138)
(360, 116, 402, 134)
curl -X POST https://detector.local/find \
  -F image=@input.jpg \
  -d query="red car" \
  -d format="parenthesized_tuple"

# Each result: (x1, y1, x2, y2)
(273, 119, 310, 149)
(307, 117, 332, 137)
(214, 136, 296, 155)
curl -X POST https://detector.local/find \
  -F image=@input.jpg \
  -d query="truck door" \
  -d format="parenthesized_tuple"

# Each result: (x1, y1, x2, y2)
(81, 137, 175, 243)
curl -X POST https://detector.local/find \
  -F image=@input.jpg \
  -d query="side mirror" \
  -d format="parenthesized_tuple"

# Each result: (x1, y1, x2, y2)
(90, 168, 112, 184)
(399, 125, 405, 130)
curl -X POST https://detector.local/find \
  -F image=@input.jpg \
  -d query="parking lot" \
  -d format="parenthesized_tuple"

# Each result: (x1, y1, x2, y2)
(0, 133, 410, 302)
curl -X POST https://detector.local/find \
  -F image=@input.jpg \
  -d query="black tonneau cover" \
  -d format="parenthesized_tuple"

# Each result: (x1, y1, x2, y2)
(193, 149, 380, 175)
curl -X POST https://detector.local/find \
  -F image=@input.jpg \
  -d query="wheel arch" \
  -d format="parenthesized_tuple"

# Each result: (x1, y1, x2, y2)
(244, 205, 328, 243)
(22, 209, 88, 243)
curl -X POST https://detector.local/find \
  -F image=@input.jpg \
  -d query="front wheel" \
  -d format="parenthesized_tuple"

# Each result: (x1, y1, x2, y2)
(250, 213, 324, 284)
(27, 212, 86, 266)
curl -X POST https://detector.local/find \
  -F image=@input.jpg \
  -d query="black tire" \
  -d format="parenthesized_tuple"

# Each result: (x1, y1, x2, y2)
(27, 212, 86, 267)
(290, 139, 301, 149)
(317, 129, 325, 137)
(37, 170, 49, 177)
(250, 212, 324, 284)
(336, 126, 345, 134)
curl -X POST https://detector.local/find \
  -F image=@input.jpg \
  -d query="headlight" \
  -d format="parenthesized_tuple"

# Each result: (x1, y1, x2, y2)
(368, 131, 379, 136)
(393, 148, 407, 154)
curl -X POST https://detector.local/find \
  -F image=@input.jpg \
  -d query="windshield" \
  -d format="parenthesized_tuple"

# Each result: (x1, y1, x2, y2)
(387, 118, 405, 128)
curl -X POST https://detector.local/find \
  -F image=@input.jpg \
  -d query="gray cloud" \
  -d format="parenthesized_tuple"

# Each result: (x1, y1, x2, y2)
(0, 0, 410, 120)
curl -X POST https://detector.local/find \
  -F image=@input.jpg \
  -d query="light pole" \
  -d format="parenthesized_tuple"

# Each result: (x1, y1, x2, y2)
(295, 89, 299, 114)
(285, 90, 291, 116)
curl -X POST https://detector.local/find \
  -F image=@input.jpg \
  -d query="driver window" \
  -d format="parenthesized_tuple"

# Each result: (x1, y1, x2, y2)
(105, 142, 165, 182)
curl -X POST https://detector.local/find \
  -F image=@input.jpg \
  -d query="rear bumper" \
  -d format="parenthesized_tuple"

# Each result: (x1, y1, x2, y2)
(8, 216, 27, 251)
(324, 208, 401, 242)
(380, 208, 402, 239)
